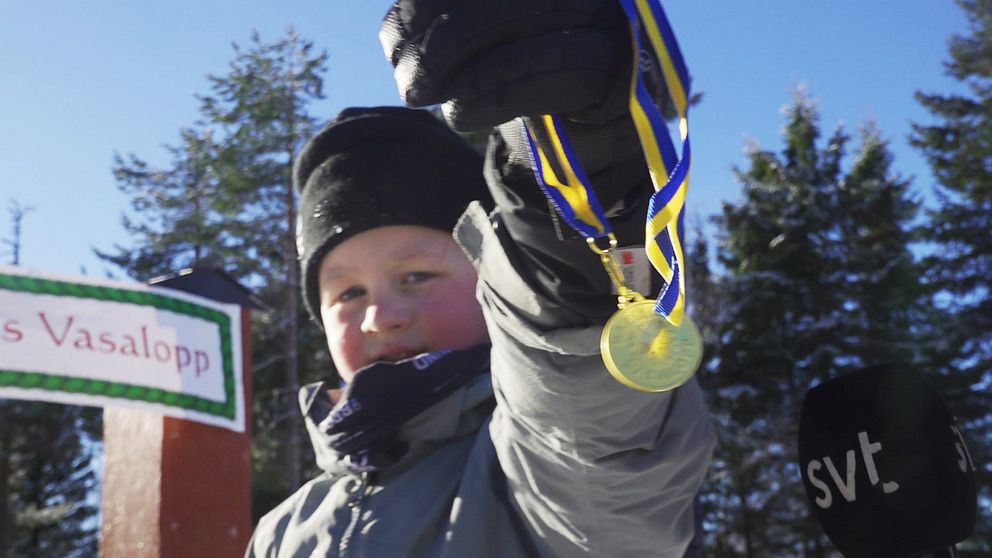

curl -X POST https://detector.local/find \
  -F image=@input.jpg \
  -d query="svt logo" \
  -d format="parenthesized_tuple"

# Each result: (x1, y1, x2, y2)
(805, 431, 899, 509)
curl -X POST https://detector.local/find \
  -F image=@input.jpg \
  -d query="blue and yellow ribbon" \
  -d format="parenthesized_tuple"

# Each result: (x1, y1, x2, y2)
(524, 0, 693, 326)
(524, 114, 611, 239)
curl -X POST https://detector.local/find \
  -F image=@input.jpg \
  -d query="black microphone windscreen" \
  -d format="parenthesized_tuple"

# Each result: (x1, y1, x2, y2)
(798, 363, 976, 557)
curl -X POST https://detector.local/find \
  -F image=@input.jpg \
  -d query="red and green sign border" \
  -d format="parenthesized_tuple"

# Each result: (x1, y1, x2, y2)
(0, 272, 237, 420)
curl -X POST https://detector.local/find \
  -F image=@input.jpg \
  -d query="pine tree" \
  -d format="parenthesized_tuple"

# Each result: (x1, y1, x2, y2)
(96, 127, 226, 278)
(98, 29, 331, 520)
(910, 0, 992, 552)
(198, 28, 329, 505)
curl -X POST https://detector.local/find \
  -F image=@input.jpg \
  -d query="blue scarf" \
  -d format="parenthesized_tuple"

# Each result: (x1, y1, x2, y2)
(309, 344, 491, 472)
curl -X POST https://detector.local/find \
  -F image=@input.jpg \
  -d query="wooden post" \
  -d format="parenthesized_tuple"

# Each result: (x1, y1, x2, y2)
(101, 270, 259, 557)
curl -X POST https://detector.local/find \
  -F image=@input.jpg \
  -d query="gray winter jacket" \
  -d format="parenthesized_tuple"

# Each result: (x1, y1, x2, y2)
(247, 122, 716, 557)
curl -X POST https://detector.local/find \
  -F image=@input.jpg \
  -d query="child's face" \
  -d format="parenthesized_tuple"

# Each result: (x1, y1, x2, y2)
(317, 225, 489, 383)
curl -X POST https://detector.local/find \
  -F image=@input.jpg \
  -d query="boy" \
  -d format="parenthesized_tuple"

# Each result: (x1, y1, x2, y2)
(249, 1, 714, 556)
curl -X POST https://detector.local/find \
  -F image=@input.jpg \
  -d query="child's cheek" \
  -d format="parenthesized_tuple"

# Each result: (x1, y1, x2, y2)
(427, 284, 488, 347)
(323, 308, 365, 380)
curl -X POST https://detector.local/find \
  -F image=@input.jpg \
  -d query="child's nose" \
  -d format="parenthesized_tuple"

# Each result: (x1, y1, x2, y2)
(360, 296, 412, 334)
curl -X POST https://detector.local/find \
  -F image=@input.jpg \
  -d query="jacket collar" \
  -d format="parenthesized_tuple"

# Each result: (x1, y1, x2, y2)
(299, 351, 494, 476)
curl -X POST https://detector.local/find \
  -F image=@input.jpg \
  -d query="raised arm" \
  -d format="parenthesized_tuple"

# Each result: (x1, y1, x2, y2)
(382, 2, 715, 555)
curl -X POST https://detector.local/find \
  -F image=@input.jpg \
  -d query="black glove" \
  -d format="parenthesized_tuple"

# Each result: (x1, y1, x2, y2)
(379, 0, 632, 131)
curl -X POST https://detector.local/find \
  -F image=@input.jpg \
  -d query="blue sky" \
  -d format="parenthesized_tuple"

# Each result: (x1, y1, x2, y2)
(1, 1, 969, 277)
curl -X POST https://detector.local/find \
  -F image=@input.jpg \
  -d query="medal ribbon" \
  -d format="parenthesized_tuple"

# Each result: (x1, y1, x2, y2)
(524, 0, 692, 325)
(525, 114, 611, 239)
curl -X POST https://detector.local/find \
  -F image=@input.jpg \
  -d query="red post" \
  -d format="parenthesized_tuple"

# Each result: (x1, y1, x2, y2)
(101, 271, 255, 557)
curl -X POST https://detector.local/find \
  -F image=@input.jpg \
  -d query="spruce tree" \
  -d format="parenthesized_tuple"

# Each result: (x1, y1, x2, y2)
(0, 402, 101, 558)
(686, 218, 721, 351)
(835, 123, 929, 368)
(703, 93, 929, 556)
(911, 0, 992, 552)
(704, 94, 846, 556)
(1, 207, 100, 557)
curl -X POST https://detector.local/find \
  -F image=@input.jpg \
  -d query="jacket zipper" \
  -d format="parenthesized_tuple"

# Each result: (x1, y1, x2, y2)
(339, 471, 373, 558)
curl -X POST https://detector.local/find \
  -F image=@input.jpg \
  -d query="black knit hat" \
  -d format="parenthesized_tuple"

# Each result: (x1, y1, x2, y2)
(294, 106, 490, 324)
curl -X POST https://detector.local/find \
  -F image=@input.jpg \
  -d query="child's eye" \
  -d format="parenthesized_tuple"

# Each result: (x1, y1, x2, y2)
(338, 286, 366, 302)
(402, 271, 436, 285)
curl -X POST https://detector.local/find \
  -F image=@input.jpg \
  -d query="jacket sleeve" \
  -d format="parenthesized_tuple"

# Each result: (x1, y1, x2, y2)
(453, 115, 715, 556)
(478, 114, 657, 329)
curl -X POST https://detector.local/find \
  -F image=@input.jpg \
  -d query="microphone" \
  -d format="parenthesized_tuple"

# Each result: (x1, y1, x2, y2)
(798, 363, 977, 557)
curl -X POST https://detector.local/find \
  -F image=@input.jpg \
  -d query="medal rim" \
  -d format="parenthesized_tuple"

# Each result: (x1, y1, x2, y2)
(600, 301, 702, 393)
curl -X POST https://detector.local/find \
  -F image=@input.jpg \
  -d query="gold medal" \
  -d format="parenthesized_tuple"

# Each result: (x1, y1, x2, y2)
(585, 236, 702, 392)
(600, 300, 702, 392)
(525, 4, 698, 392)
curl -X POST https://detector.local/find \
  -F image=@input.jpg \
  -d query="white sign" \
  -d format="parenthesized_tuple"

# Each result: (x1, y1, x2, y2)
(0, 265, 245, 432)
